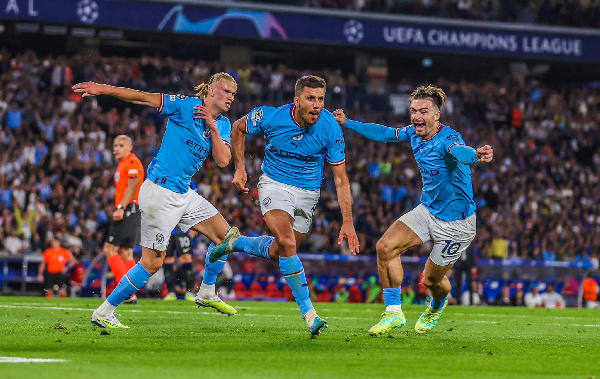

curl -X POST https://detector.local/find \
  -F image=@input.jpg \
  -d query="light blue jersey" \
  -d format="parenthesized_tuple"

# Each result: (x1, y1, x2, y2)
(345, 120, 477, 221)
(246, 104, 345, 190)
(148, 95, 231, 193)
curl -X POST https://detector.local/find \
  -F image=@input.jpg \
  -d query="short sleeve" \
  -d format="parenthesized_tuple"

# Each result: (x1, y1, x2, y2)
(246, 106, 273, 135)
(218, 118, 232, 147)
(441, 130, 466, 155)
(326, 123, 346, 166)
(158, 94, 186, 116)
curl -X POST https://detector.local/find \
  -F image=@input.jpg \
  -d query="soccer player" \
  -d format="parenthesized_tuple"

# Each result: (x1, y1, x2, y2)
(333, 85, 493, 336)
(210, 75, 360, 337)
(104, 135, 144, 303)
(163, 227, 197, 301)
(73, 72, 240, 328)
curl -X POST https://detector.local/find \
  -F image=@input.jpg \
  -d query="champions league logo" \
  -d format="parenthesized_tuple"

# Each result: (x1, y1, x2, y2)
(77, 0, 99, 24)
(343, 19, 364, 44)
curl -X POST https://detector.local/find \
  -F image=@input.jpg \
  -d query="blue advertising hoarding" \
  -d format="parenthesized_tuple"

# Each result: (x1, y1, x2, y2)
(1, 0, 599, 62)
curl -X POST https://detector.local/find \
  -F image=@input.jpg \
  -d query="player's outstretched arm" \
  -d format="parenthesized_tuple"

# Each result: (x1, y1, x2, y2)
(333, 108, 400, 143)
(449, 144, 494, 165)
(72, 82, 162, 108)
(231, 115, 250, 194)
(331, 163, 360, 255)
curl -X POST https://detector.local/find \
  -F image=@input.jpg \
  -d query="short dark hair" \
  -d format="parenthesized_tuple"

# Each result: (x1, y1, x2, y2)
(295, 75, 326, 96)
(409, 85, 447, 109)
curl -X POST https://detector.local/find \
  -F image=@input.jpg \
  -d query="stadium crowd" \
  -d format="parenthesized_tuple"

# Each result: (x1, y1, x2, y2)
(251, 0, 600, 28)
(0, 48, 599, 272)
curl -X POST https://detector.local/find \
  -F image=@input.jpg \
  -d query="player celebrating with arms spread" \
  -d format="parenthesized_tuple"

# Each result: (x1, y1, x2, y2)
(210, 75, 360, 337)
(334, 85, 493, 336)
(74, 72, 240, 328)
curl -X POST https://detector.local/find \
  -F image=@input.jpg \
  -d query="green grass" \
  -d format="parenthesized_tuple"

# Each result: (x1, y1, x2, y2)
(1, 297, 599, 379)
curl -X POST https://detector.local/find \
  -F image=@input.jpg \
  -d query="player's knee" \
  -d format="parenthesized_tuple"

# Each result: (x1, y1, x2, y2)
(275, 236, 295, 255)
(375, 238, 395, 259)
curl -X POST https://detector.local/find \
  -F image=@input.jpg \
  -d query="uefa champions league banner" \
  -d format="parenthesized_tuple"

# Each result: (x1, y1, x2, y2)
(2, 0, 599, 62)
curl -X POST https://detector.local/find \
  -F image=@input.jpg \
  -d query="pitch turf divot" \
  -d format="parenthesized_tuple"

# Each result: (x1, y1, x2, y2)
(0, 356, 69, 363)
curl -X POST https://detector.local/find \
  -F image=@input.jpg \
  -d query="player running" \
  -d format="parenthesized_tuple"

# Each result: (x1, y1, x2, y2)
(210, 75, 360, 337)
(74, 72, 240, 328)
(333, 85, 493, 336)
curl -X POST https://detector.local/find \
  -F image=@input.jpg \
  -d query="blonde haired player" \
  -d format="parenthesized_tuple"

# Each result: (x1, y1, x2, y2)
(74, 73, 242, 328)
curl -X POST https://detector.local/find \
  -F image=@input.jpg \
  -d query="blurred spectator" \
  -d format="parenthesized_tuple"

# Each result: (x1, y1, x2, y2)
(401, 285, 415, 305)
(510, 283, 526, 306)
(540, 284, 566, 308)
(582, 275, 599, 308)
(524, 286, 543, 308)
(494, 285, 512, 306)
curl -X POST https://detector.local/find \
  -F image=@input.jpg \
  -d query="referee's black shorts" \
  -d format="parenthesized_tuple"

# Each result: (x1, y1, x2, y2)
(106, 203, 141, 249)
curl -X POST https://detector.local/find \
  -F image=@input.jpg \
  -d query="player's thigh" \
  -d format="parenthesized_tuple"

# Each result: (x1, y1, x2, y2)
(257, 175, 296, 219)
(382, 205, 429, 254)
(429, 213, 476, 266)
(179, 191, 224, 241)
(292, 187, 320, 234)
(263, 209, 296, 246)
(139, 180, 187, 251)
(103, 241, 119, 258)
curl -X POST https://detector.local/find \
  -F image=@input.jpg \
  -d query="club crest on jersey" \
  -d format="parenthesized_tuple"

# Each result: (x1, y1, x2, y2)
(203, 129, 211, 139)
(156, 233, 165, 244)
(263, 197, 271, 207)
(251, 109, 263, 127)
(292, 134, 304, 141)
(114, 173, 120, 182)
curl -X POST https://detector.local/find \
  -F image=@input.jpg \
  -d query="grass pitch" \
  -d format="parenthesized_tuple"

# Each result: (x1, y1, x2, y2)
(1, 296, 599, 378)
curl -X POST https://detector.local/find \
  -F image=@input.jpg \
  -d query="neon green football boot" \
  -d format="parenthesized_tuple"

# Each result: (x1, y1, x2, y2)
(414, 300, 448, 334)
(368, 311, 406, 336)
(195, 294, 237, 315)
(91, 310, 130, 329)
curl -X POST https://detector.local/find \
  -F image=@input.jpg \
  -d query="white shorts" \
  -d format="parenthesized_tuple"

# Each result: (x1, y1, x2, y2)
(139, 179, 218, 251)
(257, 175, 320, 234)
(399, 204, 476, 266)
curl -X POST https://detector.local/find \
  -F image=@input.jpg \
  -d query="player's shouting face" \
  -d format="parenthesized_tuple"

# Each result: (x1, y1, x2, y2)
(410, 98, 441, 140)
(294, 86, 325, 128)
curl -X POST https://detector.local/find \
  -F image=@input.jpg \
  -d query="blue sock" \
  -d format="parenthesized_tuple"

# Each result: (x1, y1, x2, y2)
(383, 287, 401, 307)
(431, 296, 447, 309)
(204, 243, 227, 286)
(279, 255, 312, 317)
(232, 235, 274, 259)
(107, 263, 151, 306)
